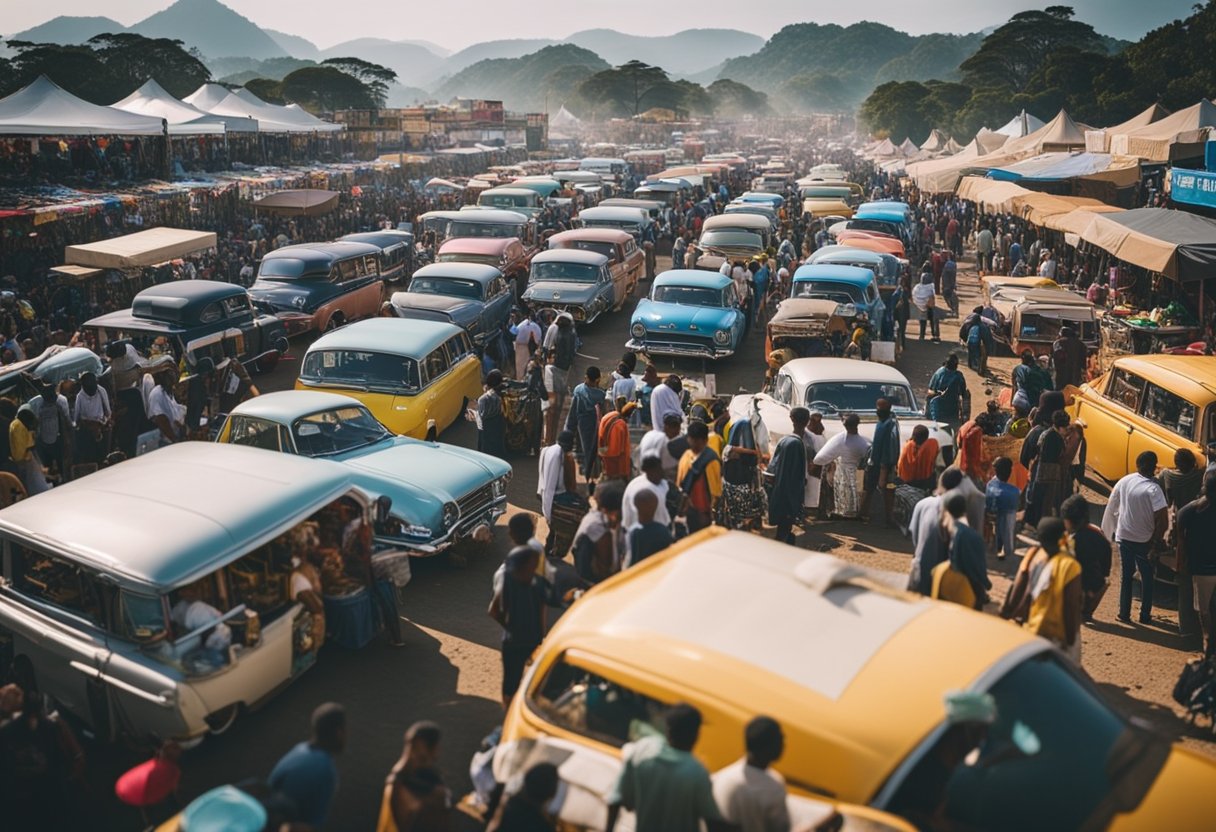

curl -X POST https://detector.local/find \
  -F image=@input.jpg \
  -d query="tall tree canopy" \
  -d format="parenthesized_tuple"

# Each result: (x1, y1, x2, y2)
(321, 57, 397, 107)
(959, 6, 1105, 93)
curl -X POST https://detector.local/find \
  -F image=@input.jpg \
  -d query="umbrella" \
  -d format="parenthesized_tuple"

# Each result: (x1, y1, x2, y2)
(253, 189, 339, 217)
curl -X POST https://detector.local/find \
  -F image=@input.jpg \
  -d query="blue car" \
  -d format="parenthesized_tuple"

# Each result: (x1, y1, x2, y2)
(734, 192, 785, 210)
(791, 264, 886, 326)
(627, 270, 745, 359)
(393, 262, 515, 347)
(217, 390, 511, 556)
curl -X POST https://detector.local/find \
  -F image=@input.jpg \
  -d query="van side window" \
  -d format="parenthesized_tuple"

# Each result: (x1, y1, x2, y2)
(10, 544, 105, 626)
(337, 259, 359, 282)
(424, 347, 449, 383)
(531, 656, 669, 748)
(227, 415, 283, 451)
(444, 335, 471, 365)
(1140, 383, 1197, 440)
(1105, 368, 1145, 411)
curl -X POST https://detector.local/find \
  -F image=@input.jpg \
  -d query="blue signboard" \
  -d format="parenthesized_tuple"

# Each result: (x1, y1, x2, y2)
(1170, 167, 1216, 209)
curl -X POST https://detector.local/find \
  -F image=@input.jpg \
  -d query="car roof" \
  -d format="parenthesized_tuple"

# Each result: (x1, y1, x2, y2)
(451, 208, 530, 224)
(810, 247, 884, 265)
(306, 317, 462, 357)
(531, 249, 608, 266)
(1112, 355, 1216, 400)
(413, 262, 502, 282)
(339, 231, 413, 248)
(0, 443, 355, 590)
(260, 241, 381, 262)
(792, 264, 877, 286)
(543, 528, 1034, 798)
(578, 206, 648, 221)
(703, 213, 770, 231)
(782, 356, 912, 385)
(482, 187, 538, 197)
(653, 269, 732, 289)
(548, 228, 631, 245)
(231, 390, 366, 421)
(391, 292, 481, 314)
(437, 237, 517, 256)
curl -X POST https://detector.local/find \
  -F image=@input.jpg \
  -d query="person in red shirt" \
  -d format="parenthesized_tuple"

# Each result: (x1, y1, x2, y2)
(956, 413, 990, 486)
(897, 425, 940, 491)
(598, 401, 637, 482)
(946, 216, 961, 256)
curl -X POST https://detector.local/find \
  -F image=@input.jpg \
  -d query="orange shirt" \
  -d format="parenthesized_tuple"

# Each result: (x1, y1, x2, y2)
(597, 411, 632, 478)
(956, 420, 987, 481)
(897, 438, 939, 483)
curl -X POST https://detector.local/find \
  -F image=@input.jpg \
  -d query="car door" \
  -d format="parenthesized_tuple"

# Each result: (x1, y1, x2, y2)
(1074, 367, 1143, 483)
(419, 346, 451, 431)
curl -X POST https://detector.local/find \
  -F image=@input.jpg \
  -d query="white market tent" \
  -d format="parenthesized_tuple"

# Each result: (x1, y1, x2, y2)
(551, 106, 583, 131)
(183, 83, 233, 112)
(0, 75, 166, 136)
(184, 84, 342, 134)
(1084, 103, 1169, 153)
(65, 227, 217, 269)
(897, 137, 919, 156)
(995, 110, 1045, 138)
(113, 80, 255, 135)
(1108, 99, 1216, 162)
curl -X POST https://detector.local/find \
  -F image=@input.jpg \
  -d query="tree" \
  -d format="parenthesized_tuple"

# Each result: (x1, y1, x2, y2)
(858, 80, 939, 141)
(279, 66, 376, 112)
(3, 42, 109, 100)
(88, 33, 211, 100)
(779, 72, 859, 112)
(321, 57, 397, 107)
(245, 78, 286, 105)
(707, 78, 771, 117)
(571, 61, 674, 118)
(959, 7, 1105, 93)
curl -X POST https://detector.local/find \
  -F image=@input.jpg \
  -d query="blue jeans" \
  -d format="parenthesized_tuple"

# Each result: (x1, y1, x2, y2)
(994, 510, 1016, 559)
(1118, 539, 1155, 619)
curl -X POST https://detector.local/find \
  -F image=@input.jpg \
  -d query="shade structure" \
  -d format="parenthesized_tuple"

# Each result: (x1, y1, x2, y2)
(1073, 208, 1216, 281)
(423, 177, 462, 192)
(906, 129, 1009, 192)
(183, 83, 234, 112)
(956, 176, 1125, 226)
(987, 152, 1141, 189)
(1108, 100, 1216, 162)
(0, 75, 166, 136)
(66, 227, 217, 269)
(184, 84, 342, 134)
(918, 129, 951, 154)
(897, 137, 919, 156)
(113, 79, 250, 135)
(253, 189, 340, 217)
(995, 111, 1045, 138)
(1085, 103, 1169, 152)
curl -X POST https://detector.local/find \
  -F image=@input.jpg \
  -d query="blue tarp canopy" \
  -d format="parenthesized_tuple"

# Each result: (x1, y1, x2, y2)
(987, 152, 1140, 186)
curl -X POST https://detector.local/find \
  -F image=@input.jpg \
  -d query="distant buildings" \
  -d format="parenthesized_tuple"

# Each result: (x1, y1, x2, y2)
(334, 99, 549, 153)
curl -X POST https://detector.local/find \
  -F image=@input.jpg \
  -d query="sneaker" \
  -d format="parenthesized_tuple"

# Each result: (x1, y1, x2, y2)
(1116, 613, 1131, 623)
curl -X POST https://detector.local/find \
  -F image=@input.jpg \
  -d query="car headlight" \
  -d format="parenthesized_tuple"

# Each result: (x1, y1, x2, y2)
(571, 307, 586, 321)
(713, 328, 731, 345)
(442, 501, 459, 529)
(290, 295, 307, 309)
(630, 322, 646, 339)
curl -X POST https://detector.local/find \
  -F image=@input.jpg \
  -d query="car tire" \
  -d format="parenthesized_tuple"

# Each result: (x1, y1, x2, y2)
(204, 703, 241, 735)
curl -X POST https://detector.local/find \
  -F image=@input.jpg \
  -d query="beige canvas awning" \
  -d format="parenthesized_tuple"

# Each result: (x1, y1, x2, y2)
(1109, 100, 1216, 162)
(49, 264, 104, 279)
(65, 227, 218, 270)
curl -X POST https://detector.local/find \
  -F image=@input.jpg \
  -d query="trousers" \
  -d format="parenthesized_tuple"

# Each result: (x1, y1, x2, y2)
(1118, 538, 1155, 620)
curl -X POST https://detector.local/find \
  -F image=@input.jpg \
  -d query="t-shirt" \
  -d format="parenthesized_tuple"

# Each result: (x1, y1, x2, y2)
(1101, 473, 1167, 544)
(1071, 524, 1112, 591)
(812, 431, 871, 469)
(649, 384, 682, 432)
(502, 575, 547, 648)
(678, 448, 722, 512)
(869, 416, 900, 469)
(628, 522, 674, 567)
(608, 735, 722, 832)
(268, 742, 338, 828)
(638, 430, 678, 480)
(170, 599, 231, 651)
(1177, 500, 1216, 576)
(985, 478, 1019, 514)
(622, 476, 671, 529)
(711, 758, 790, 832)
(898, 439, 939, 483)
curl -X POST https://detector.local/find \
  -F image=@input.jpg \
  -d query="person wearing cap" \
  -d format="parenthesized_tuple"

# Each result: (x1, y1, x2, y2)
(489, 544, 548, 707)
(1037, 248, 1057, 279)
(598, 400, 636, 483)
(1051, 325, 1088, 389)
(267, 703, 346, 828)
(1002, 517, 1084, 662)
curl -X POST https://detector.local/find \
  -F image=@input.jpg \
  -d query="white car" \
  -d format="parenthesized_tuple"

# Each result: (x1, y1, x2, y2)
(729, 357, 954, 461)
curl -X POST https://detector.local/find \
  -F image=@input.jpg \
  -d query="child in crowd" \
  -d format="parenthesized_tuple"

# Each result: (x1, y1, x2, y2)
(985, 456, 1020, 560)
(627, 488, 674, 568)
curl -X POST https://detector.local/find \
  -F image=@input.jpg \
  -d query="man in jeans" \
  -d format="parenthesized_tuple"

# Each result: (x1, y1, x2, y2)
(1102, 451, 1168, 625)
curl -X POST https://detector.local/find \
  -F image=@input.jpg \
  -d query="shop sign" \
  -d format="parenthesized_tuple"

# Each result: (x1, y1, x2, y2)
(1170, 167, 1216, 209)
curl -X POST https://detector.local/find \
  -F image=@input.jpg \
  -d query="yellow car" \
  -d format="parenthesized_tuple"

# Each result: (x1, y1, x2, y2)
(295, 318, 482, 440)
(1068, 354, 1214, 484)
(499, 528, 1216, 831)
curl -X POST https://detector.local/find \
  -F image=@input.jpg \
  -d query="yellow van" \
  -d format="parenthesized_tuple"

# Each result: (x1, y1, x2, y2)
(1068, 354, 1215, 483)
(295, 318, 482, 440)
(499, 528, 1216, 831)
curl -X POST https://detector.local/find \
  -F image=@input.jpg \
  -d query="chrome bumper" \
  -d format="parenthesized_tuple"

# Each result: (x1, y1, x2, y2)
(376, 495, 508, 557)
(626, 338, 733, 359)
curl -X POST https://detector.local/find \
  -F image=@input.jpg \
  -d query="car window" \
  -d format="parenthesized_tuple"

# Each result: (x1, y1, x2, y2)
(337, 258, 360, 282)
(199, 302, 223, 325)
(1105, 368, 1146, 411)
(1208, 405, 1216, 448)
(293, 406, 390, 456)
(10, 543, 106, 626)
(300, 349, 421, 393)
(774, 374, 794, 405)
(424, 347, 449, 383)
(221, 295, 252, 317)
(226, 415, 283, 450)
(443, 335, 470, 365)
(1140, 383, 1197, 440)
(531, 655, 670, 748)
(805, 382, 916, 414)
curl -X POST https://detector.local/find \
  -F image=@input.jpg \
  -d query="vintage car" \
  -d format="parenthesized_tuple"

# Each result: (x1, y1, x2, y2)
(981, 275, 1059, 304)
(809, 246, 904, 296)
(626, 270, 745, 359)
(0, 443, 376, 742)
(731, 357, 953, 460)
(418, 210, 464, 242)
(523, 250, 618, 324)
(448, 208, 537, 248)
(547, 228, 644, 299)
(83, 281, 288, 373)
(511, 177, 564, 199)
(499, 527, 1216, 831)
(722, 202, 779, 229)
(763, 298, 855, 361)
(834, 229, 906, 258)
(0, 346, 105, 403)
(392, 262, 514, 346)
(599, 197, 665, 218)
(477, 186, 542, 217)
(791, 264, 886, 327)
(998, 288, 1098, 357)
(1066, 355, 1215, 484)
(802, 198, 855, 219)
(216, 391, 510, 555)
(295, 318, 482, 440)
(735, 191, 785, 210)
(694, 222, 767, 273)
(249, 241, 385, 336)
(436, 236, 532, 288)
(574, 205, 651, 241)
(338, 230, 414, 286)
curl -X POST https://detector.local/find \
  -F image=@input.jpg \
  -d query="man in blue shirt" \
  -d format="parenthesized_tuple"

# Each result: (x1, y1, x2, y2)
(985, 457, 1020, 560)
(268, 702, 346, 827)
(861, 398, 901, 527)
(927, 354, 967, 433)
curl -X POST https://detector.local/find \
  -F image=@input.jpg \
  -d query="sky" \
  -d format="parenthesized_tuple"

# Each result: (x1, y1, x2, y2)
(6, 0, 1202, 51)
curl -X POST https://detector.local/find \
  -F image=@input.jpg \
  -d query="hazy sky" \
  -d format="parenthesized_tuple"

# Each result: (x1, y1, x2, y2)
(7, 0, 1201, 51)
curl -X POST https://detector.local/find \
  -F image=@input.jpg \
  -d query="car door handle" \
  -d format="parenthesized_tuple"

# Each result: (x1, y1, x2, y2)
(1126, 424, 1134, 434)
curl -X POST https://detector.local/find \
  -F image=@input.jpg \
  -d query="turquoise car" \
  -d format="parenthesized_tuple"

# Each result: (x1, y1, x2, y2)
(735, 191, 785, 210)
(791, 264, 886, 326)
(217, 390, 511, 556)
(627, 270, 745, 359)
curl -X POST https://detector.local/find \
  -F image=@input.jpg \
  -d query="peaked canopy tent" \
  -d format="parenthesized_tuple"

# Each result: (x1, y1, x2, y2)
(995, 111, 1045, 138)
(65, 227, 217, 270)
(943, 138, 964, 154)
(906, 129, 1009, 192)
(183, 84, 343, 134)
(919, 129, 951, 154)
(1073, 208, 1216, 282)
(112, 80, 255, 135)
(897, 138, 919, 156)
(1108, 100, 1216, 163)
(183, 84, 233, 112)
(1085, 103, 1169, 153)
(0, 76, 166, 136)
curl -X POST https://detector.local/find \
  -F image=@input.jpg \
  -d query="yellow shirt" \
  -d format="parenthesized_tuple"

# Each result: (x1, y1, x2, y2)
(677, 447, 722, 512)
(9, 420, 33, 462)
(1024, 552, 1082, 644)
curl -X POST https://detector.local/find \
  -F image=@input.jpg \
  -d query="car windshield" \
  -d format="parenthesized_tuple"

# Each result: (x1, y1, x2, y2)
(257, 258, 316, 280)
(447, 220, 522, 238)
(803, 381, 917, 414)
(887, 652, 1161, 832)
(792, 281, 864, 304)
(480, 194, 533, 208)
(300, 349, 420, 393)
(436, 253, 499, 267)
(408, 276, 484, 299)
(532, 262, 600, 283)
(652, 285, 724, 307)
(292, 406, 390, 456)
(699, 230, 763, 251)
(557, 240, 616, 260)
(583, 220, 639, 233)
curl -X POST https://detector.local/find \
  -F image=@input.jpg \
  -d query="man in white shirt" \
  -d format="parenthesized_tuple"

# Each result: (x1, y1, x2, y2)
(622, 456, 672, 530)
(73, 371, 111, 465)
(1038, 250, 1058, 279)
(512, 311, 543, 381)
(649, 375, 683, 432)
(812, 414, 871, 518)
(170, 584, 232, 657)
(147, 369, 186, 444)
(1102, 451, 1169, 624)
(712, 716, 791, 832)
(639, 413, 683, 482)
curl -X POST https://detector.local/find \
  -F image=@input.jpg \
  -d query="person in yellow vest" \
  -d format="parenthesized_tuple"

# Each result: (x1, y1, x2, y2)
(1000, 517, 1084, 664)
(930, 493, 991, 610)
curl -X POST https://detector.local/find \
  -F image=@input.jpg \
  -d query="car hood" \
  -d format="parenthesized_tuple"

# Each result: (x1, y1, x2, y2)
(523, 281, 600, 304)
(634, 301, 736, 331)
